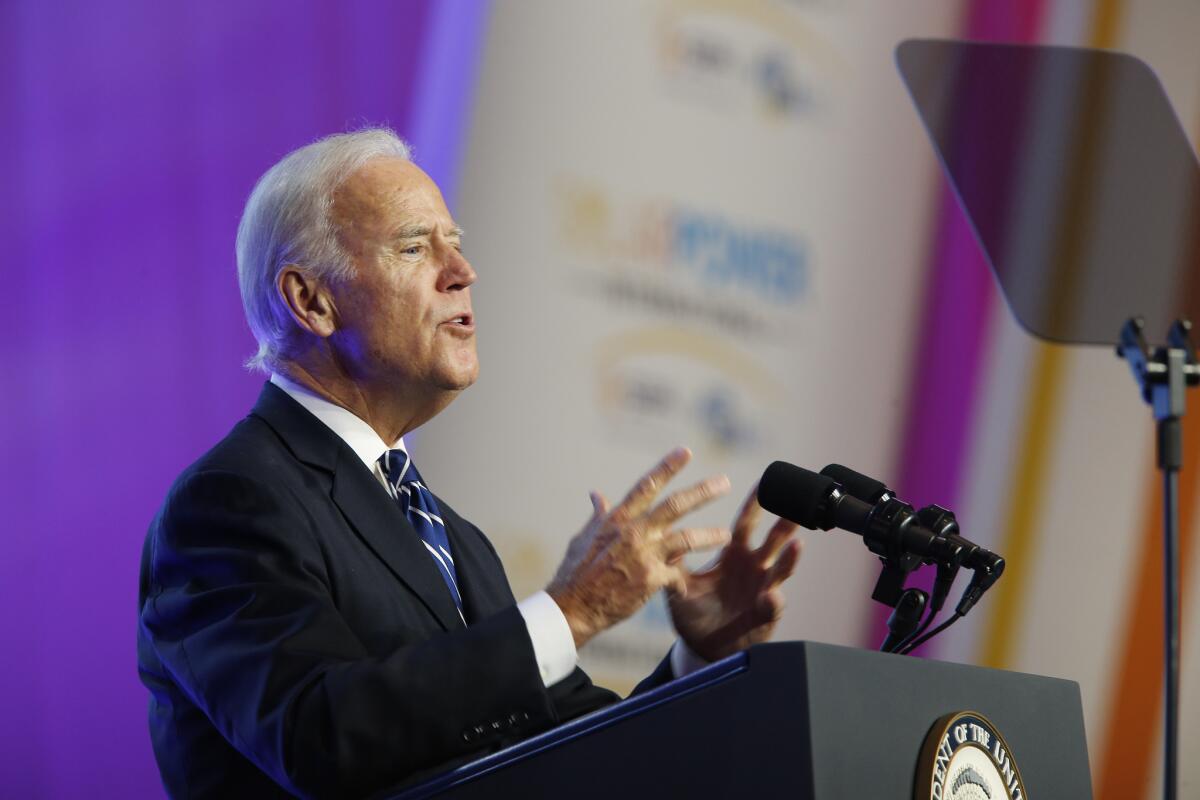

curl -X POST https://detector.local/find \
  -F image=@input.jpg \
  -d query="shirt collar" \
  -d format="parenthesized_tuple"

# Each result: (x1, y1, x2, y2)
(269, 373, 405, 470)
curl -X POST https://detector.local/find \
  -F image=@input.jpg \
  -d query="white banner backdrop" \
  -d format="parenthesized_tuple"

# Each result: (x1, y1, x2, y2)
(421, 0, 960, 689)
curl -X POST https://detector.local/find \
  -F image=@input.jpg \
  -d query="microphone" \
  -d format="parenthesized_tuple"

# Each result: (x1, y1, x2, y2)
(820, 463, 893, 504)
(819, 464, 1005, 616)
(757, 462, 962, 566)
(757, 461, 855, 530)
(819, 464, 1004, 580)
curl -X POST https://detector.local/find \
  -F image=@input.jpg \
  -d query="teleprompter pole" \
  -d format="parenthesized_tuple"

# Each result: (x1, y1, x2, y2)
(1116, 318, 1197, 800)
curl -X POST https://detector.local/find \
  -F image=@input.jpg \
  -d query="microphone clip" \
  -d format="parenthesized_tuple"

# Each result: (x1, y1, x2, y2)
(863, 499, 965, 608)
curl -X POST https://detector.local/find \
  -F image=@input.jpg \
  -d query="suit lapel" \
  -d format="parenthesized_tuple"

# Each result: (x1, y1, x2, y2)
(251, 382, 465, 633)
(330, 449, 465, 632)
(437, 500, 520, 624)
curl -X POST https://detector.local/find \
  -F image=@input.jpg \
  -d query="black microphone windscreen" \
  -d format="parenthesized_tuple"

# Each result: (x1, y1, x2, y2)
(821, 464, 891, 503)
(758, 461, 835, 530)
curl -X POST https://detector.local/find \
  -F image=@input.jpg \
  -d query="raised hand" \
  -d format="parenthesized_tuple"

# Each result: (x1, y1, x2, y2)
(546, 447, 731, 648)
(667, 482, 801, 662)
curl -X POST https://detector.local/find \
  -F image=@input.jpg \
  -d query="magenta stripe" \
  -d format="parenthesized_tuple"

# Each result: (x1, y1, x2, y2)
(864, 0, 1049, 653)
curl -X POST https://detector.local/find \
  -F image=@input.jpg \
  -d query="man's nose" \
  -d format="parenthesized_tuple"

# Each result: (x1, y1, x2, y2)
(440, 247, 476, 291)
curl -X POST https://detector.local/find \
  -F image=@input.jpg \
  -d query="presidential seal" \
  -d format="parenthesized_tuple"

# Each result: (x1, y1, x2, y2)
(915, 711, 1028, 800)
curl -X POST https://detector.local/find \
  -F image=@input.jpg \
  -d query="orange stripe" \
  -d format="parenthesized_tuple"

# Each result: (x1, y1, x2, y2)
(978, 344, 1066, 666)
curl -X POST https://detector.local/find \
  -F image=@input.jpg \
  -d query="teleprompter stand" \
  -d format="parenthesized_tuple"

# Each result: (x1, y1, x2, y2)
(1116, 317, 1200, 798)
(897, 39, 1200, 800)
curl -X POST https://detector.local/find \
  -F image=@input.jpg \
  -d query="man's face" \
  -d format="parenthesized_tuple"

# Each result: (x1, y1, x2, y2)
(327, 158, 478, 397)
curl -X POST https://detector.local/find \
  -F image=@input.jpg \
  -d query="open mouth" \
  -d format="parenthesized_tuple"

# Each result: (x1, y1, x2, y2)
(443, 313, 475, 330)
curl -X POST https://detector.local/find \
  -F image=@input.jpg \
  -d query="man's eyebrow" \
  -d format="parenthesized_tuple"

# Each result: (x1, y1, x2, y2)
(392, 225, 432, 241)
(391, 225, 464, 240)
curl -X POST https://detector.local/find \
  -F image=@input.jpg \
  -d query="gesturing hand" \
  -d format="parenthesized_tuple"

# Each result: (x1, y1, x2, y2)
(667, 483, 801, 662)
(546, 447, 732, 649)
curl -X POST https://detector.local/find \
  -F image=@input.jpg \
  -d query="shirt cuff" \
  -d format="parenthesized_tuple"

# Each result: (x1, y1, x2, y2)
(517, 591, 578, 687)
(669, 638, 711, 679)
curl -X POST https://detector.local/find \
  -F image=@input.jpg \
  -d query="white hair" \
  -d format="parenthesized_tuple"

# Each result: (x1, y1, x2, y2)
(236, 127, 412, 373)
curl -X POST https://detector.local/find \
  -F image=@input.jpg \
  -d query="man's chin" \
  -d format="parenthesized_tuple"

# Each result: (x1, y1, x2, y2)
(438, 365, 478, 393)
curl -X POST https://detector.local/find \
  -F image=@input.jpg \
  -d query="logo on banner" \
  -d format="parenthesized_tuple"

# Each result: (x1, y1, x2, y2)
(916, 711, 1029, 800)
(555, 177, 809, 338)
(594, 327, 785, 457)
(654, 0, 836, 121)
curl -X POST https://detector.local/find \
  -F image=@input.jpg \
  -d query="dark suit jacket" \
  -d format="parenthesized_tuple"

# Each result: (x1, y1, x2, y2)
(137, 383, 656, 798)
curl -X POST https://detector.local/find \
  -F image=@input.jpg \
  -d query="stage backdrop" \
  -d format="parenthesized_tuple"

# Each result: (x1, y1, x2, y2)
(3, 1, 1199, 798)
(421, 0, 958, 686)
(421, 2, 1200, 798)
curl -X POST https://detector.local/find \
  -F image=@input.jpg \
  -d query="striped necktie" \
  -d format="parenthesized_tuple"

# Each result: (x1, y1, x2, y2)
(379, 449, 463, 613)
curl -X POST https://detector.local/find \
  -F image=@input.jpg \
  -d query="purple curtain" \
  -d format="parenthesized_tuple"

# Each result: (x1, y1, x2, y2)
(0, 1, 489, 793)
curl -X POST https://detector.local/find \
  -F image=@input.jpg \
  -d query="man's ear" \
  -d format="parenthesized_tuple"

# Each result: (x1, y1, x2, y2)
(278, 266, 338, 338)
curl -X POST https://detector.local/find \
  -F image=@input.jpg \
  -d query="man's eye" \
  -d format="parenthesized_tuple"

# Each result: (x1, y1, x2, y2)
(402, 245, 424, 256)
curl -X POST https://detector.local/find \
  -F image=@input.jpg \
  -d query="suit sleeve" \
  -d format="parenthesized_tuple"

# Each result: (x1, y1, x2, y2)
(448, 507, 666, 717)
(140, 468, 558, 798)
(445, 509, 623, 722)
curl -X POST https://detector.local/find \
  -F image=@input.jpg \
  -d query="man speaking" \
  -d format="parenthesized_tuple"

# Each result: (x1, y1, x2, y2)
(137, 128, 801, 798)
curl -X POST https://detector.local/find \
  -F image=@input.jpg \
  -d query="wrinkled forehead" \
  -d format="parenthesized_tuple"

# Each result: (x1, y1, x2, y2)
(331, 157, 450, 236)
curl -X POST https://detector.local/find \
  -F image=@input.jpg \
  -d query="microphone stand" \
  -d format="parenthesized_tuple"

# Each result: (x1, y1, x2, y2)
(1116, 317, 1199, 800)
(881, 587, 927, 652)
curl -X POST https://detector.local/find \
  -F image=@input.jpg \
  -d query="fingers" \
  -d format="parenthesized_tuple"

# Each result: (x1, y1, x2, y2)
(663, 564, 689, 598)
(756, 587, 786, 622)
(731, 481, 763, 547)
(757, 517, 800, 563)
(646, 474, 731, 527)
(765, 540, 802, 588)
(661, 526, 731, 560)
(611, 447, 692, 520)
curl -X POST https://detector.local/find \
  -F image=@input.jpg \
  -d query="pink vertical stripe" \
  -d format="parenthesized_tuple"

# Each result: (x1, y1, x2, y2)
(867, 0, 1048, 653)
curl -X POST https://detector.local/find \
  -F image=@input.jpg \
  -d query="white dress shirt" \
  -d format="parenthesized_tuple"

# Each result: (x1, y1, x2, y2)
(269, 373, 705, 687)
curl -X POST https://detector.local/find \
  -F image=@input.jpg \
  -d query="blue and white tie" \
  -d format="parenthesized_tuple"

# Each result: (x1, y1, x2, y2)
(380, 450, 464, 614)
